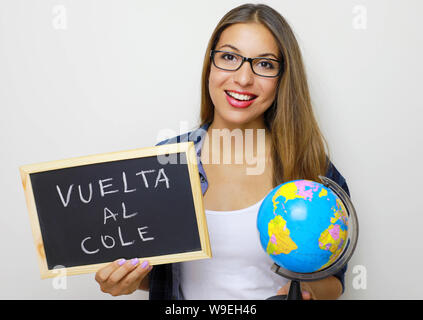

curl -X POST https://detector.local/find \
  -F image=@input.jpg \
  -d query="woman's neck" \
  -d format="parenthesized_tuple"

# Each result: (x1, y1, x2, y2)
(202, 117, 272, 173)
(207, 116, 267, 132)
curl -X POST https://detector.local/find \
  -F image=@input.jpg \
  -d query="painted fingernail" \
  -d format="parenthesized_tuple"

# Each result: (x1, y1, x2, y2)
(141, 261, 149, 269)
(131, 258, 139, 266)
(118, 258, 126, 266)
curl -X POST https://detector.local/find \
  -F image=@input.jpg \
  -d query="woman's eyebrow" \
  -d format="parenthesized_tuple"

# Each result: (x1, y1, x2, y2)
(217, 44, 279, 59)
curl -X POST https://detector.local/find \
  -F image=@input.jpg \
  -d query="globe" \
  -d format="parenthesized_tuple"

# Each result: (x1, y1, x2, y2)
(257, 178, 352, 275)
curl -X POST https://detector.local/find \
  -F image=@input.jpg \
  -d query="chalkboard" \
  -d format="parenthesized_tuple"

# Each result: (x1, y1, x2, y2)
(20, 142, 211, 279)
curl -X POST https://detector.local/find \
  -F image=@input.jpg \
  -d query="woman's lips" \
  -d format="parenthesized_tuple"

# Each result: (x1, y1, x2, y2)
(224, 91, 258, 108)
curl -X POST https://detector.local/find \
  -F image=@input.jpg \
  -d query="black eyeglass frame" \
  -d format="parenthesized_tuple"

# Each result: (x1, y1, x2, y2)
(210, 49, 284, 78)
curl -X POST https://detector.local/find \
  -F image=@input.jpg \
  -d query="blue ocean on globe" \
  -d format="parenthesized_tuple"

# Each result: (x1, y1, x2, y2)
(257, 180, 348, 273)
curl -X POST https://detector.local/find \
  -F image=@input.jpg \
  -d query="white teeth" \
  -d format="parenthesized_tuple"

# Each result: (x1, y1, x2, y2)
(226, 91, 256, 101)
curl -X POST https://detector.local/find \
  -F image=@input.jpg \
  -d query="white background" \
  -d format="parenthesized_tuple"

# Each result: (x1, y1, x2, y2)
(1, 0, 422, 299)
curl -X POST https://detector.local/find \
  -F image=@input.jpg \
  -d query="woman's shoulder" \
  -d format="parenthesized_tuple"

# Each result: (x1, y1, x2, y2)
(155, 131, 191, 146)
(155, 123, 210, 147)
(325, 159, 350, 197)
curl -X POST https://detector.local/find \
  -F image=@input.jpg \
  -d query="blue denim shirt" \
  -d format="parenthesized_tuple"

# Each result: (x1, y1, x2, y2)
(149, 122, 349, 300)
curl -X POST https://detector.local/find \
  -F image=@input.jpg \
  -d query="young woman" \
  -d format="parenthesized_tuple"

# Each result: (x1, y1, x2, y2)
(95, 3, 350, 300)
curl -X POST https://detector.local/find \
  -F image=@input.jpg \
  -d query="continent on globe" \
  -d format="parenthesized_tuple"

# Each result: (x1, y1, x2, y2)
(295, 180, 319, 201)
(318, 198, 348, 269)
(333, 199, 348, 225)
(266, 215, 298, 255)
(271, 180, 319, 208)
(318, 188, 327, 198)
(271, 182, 299, 209)
(265, 182, 302, 255)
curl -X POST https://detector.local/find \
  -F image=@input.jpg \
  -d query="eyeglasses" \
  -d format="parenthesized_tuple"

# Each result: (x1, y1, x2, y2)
(210, 50, 283, 78)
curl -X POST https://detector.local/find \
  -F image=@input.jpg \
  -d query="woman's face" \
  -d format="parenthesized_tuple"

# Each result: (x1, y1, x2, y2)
(208, 23, 280, 128)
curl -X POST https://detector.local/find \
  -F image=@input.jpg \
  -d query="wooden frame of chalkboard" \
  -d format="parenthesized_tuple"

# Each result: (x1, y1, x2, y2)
(20, 142, 211, 279)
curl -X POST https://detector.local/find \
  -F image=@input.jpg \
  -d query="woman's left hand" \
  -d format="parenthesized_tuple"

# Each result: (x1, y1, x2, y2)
(277, 281, 316, 300)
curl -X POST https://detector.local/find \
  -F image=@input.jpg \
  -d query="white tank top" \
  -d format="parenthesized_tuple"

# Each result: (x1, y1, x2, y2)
(180, 197, 289, 300)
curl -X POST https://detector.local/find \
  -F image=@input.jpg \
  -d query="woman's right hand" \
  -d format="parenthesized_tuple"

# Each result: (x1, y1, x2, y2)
(95, 258, 152, 296)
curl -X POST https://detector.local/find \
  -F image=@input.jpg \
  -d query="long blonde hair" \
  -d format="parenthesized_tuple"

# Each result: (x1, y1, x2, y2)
(199, 3, 329, 186)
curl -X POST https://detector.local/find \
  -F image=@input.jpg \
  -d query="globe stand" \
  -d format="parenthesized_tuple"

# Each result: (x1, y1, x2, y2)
(266, 278, 302, 300)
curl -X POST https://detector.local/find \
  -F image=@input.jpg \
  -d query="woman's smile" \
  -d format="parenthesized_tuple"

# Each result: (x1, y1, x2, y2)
(225, 90, 258, 108)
